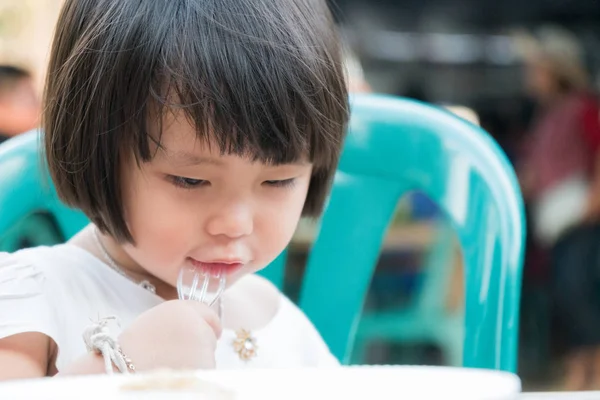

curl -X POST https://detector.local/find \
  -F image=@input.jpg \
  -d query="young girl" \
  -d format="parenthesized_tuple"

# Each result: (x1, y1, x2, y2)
(0, 0, 348, 379)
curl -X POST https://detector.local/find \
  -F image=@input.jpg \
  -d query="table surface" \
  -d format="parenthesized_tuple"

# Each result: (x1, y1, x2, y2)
(2, 365, 594, 399)
(0, 366, 521, 399)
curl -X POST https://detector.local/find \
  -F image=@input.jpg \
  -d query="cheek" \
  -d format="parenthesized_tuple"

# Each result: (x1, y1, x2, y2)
(254, 180, 311, 264)
(120, 165, 313, 271)
(121, 169, 196, 261)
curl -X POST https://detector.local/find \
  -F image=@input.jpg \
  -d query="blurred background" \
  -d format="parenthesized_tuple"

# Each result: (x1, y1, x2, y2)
(3, 0, 600, 393)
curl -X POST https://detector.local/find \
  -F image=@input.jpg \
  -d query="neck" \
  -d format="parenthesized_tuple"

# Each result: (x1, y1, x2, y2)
(88, 225, 178, 299)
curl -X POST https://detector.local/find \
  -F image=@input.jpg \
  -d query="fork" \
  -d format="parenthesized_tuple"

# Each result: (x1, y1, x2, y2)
(176, 265, 226, 306)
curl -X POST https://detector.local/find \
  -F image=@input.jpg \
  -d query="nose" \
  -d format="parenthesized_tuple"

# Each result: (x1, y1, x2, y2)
(205, 202, 254, 239)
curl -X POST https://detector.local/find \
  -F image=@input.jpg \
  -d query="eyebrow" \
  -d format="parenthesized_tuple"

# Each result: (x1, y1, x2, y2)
(165, 150, 312, 168)
(166, 151, 225, 167)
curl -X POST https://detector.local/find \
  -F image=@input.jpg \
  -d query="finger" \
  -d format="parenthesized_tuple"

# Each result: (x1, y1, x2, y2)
(181, 300, 223, 338)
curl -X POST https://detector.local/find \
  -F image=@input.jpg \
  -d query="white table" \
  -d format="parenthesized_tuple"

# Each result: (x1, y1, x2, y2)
(0, 366, 521, 399)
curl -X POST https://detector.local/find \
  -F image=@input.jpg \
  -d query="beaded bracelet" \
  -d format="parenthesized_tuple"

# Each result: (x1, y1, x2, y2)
(117, 346, 136, 373)
(83, 317, 136, 375)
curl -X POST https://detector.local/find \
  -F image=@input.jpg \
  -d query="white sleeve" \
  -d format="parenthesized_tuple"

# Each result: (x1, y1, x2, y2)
(0, 252, 60, 343)
(278, 295, 341, 367)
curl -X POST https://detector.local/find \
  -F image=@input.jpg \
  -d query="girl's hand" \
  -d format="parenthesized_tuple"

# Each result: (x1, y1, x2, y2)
(118, 300, 221, 371)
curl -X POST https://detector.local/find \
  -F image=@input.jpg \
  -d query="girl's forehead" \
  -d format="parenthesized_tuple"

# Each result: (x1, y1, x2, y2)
(151, 111, 223, 155)
(153, 130, 310, 168)
(149, 110, 311, 167)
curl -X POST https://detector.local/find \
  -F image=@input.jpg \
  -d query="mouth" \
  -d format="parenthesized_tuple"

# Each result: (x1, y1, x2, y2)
(187, 258, 245, 276)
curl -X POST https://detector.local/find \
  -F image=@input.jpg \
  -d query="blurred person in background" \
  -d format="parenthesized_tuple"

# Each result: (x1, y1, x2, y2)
(0, 65, 41, 144)
(516, 26, 600, 390)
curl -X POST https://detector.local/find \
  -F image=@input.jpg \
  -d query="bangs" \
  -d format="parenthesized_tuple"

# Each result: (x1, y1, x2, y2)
(44, 0, 348, 242)
(123, 0, 347, 169)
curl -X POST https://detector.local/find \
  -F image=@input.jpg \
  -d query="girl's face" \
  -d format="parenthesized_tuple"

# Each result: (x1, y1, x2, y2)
(118, 111, 312, 290)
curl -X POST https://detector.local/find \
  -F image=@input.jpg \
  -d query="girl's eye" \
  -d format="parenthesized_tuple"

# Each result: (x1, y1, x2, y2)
(169, 176, 207, 189)
(264, 178, 296, 188)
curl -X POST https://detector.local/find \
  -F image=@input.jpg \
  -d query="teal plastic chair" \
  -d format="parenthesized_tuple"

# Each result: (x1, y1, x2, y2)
(350, 222, 464, 367)
(0, 131, 89, 252)
(0, 213, 65, 251)
(270, 94, 525, 371)
(0, 93, 525, 372)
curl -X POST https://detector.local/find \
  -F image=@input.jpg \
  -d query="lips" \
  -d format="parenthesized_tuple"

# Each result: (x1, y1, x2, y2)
(188, 258, 244, 276)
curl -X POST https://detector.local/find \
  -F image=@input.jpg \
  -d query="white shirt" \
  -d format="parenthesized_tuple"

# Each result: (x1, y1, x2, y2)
(0, 245, 338, 372)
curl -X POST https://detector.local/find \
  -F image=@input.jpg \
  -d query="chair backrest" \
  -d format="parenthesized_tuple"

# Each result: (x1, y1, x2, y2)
(0, 130, 89, 250)
(0, 94, 525, 372)
(279, 93, 525, 371)
(415, 222, 458, 313)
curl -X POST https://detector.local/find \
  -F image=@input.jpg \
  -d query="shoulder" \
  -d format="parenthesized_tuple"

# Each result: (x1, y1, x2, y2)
(269, 292, 341, 366)
(227, 274, 340, 366)
(225, 274, 281, 329)
(225, 274, 309, 331)
(1, 244, 79, 267)
(0, 248, 65, 342)
(0, 248, 48, 292)
(236, 274, 280, 305)
(0, 245, 81, 287)
(0, 244, 78, 299)
(234, 275, 314, 331)
(0, 244, 96, 321)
